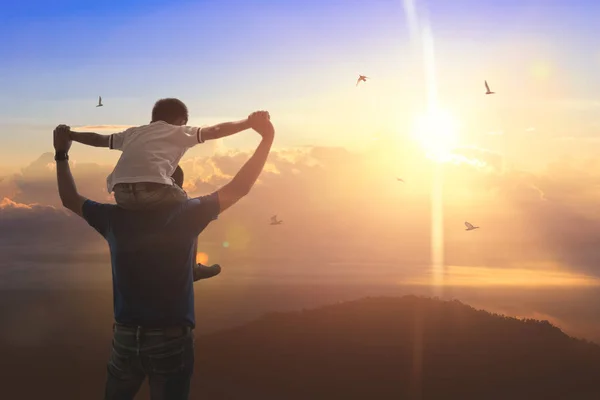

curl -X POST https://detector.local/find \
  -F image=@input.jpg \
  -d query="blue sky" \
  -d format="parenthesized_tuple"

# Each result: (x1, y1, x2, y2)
(1, 0, 599, 170)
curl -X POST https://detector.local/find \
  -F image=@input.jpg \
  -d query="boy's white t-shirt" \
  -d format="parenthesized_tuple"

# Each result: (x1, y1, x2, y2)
(106, 121, 204, 193)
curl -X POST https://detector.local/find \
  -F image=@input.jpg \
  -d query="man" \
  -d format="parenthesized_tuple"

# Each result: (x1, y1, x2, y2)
(53, 111, 274, 400)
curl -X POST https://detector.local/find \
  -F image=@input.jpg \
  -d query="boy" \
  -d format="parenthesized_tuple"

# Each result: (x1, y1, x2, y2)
(67, 98, 265, 210)
(65, 98, 266, 279)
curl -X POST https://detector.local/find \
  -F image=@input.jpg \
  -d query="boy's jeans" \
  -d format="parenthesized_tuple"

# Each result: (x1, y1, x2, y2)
(104, 323, 195, 400)
(113, 182, 188, 210)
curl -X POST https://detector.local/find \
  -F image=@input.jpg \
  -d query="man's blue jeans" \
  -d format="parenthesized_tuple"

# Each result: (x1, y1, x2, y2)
(104, 323, 195, 400)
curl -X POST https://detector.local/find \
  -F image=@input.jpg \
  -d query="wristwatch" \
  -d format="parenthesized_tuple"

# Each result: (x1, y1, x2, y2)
(54, 151, 69, 161)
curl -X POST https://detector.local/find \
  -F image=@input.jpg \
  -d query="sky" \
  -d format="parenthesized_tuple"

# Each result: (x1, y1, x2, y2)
(2, 0, 600, 339)
(1, 0, 599, 168)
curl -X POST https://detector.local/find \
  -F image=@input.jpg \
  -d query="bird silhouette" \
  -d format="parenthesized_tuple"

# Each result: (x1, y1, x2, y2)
(96, 96, 103, 107)
(270, 215, 283, 225)
(465, 221, 480, 231)
(397, 177, 404, 182)
(356, 75, 368, 86)
(484, 81, 495, 95)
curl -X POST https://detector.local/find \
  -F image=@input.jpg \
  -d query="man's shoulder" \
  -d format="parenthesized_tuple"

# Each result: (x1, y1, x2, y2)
(184, 193, 219, 206)
(82, 199, 118, 214)
(80, 199, 119, 234)
(178, 193, 220, 218)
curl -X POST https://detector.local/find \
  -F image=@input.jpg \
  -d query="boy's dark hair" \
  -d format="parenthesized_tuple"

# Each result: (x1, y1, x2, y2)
(151, 98, 189, 124)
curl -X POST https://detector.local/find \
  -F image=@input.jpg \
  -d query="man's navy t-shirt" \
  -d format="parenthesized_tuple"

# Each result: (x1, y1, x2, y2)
(82, 193, 220, 328)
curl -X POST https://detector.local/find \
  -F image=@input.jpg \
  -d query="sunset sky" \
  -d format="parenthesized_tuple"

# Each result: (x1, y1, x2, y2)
(1, 0, 599, 167)
(2, 0, 600, 302)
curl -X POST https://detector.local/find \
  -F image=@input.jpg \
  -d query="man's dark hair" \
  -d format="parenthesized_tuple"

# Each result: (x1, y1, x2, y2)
(151, 98, 189, 124)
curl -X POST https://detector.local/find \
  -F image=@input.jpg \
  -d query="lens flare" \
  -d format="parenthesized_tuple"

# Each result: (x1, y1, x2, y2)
(196, 252, 208, 265)
(402, 0, 445, 295)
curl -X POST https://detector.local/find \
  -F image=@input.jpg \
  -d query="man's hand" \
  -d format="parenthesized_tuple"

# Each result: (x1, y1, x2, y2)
(248, 110, 270, 129)
(253, 118, 274, 141)
(248, 111, 273, 140)
(53, 124, 72, 153)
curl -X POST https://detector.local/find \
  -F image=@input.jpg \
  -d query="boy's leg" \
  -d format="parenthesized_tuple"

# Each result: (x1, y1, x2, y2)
(172, 165, 184, 188)
(193, 263, 221, 281)
(113, 184, 140, 210)
(171, 165, 222, 282)
(139, 184, 188, 208)
(191, 237, 221, 283)
(113, 183, 188, 210)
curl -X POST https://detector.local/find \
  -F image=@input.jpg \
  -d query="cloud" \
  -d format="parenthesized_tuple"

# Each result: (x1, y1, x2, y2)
(0, 174, 17, 199)
(525, 127, 536, 132)
(450, 147, 504, 171)
(550, 99, 600, 111)
(5, 142, 600, 284)
(0, 196, 96, 250)
(10, 152, 113, 206)
(553, 135, 600, 142)
(405, 265, 600, 287)
(0, 197, 55, 212)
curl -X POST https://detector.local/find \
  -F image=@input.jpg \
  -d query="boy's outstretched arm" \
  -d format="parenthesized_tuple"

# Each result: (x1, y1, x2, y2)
(200, 119, 251, 141)
(69, 129, 110, 147)
(200, 111, 266, 141)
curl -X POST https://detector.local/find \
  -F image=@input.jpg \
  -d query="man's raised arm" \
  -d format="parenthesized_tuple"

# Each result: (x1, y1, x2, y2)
(215, 111, 274, 213)
(54, 126, 87, 217)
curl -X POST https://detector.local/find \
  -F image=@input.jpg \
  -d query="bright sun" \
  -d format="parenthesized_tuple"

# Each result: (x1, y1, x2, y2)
(411, 108, 460, 161)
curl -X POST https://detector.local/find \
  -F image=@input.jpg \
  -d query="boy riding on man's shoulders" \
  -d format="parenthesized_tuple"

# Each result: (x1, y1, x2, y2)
(62, 98, 269, 281)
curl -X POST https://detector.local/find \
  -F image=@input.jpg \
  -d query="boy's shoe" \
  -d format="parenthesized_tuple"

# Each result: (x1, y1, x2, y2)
(193, 263, 221, 281)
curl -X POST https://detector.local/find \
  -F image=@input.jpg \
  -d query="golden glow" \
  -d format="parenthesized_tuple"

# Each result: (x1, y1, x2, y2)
(411, 108, 460, 162)
(196, 252, 209, 265)
(430, 164, 444, 292)
(225, 224, 251, 250)
(405, 266, 600, 287)
(530, 61, 551, 80)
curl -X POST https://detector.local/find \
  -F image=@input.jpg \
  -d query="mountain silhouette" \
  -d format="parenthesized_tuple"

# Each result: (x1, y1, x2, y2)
(196, 296, 600, 399)
(4, 295, 600, 399)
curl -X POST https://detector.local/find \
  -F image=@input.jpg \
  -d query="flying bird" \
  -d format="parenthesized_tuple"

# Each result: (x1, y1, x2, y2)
(270, 215, 283, 225)
(96, 96, 103, 107)
(397, 177, 404, 182)
(465, 221, 479, 231)
(356, 75, 368, 86)
(484, 80, 495, 95)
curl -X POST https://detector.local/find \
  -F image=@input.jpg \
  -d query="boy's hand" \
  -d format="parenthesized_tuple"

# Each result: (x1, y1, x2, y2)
(55, 124, 73, 138)
(248, 110, 270, 130)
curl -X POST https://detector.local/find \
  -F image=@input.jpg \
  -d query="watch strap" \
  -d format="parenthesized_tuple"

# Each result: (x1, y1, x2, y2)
(55, 151, 69, 161)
